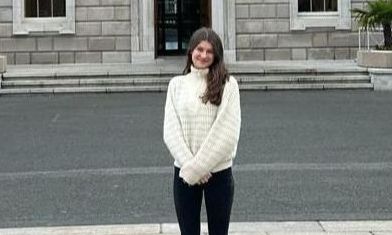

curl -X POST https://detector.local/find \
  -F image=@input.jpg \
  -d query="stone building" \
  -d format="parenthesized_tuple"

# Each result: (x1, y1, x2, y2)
(0, 0, 368, 64)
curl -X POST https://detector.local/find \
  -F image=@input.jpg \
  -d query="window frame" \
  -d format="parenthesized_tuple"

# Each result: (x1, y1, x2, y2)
(13, 0, 75, 35)
(290, 0, 351, 30)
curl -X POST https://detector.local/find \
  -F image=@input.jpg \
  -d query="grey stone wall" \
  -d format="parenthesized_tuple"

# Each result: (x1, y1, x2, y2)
(0, 0, 131, 64)
(0, 0, 14, 64)
(0, 0, 382, 64)
(235, 0, 379, 61)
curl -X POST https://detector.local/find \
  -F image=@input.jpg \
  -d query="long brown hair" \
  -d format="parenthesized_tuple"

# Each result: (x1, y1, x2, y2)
(183, 27, 229, 106)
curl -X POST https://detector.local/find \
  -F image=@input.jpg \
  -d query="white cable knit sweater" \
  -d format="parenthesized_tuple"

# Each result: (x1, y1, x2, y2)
(163, 66, 241, 185)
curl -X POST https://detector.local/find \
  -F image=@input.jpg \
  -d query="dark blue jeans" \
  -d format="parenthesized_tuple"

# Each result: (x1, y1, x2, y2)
(173, 167, 234, 235)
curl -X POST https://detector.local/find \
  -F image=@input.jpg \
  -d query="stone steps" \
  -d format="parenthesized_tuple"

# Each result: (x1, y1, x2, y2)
(0, 62, 373, 94)
(0, 83, 374, 95)
(0, 79, 373, 95)
(1, 74, 370, 87)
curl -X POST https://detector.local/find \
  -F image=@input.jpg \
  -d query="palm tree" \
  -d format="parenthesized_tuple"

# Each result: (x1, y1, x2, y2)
(352, 0, 392, 49)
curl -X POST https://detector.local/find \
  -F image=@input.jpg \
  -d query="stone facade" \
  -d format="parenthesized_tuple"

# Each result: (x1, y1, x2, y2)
(235, 0, 376, 61)
(0, 0, 380, 64)
(1, 0, 131, 64)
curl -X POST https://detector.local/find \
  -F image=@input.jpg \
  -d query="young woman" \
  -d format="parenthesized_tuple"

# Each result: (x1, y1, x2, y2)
(163, 27, 241, 235)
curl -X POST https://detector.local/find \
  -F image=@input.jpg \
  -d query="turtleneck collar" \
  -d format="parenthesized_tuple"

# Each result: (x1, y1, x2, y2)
(190, 65, 209, 77)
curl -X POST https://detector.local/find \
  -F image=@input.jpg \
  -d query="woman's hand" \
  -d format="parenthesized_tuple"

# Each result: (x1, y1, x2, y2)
(198, 172, 212, 185)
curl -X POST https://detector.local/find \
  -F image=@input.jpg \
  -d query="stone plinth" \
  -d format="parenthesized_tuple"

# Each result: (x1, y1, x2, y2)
(369, 68, 392, 90)
(357, 50, 392, 68)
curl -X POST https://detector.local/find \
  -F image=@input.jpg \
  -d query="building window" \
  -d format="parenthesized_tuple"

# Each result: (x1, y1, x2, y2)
(25, 0, 66, 18)
(298, 0, 337, 12)
(13, 0, 75, 35)
(290, 0, 350, 30)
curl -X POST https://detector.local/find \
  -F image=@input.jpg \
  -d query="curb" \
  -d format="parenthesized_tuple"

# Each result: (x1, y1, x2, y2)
(1, 221, 392, 235)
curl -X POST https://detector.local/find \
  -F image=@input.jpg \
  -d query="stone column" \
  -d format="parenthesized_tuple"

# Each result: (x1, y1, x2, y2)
(0, 55, 6, 73)
(130, 0, 155, 64)
(211, 0, 236, 63)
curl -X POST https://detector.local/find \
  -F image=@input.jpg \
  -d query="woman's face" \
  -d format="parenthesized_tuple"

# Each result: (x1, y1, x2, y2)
(191, 40, 214, 69)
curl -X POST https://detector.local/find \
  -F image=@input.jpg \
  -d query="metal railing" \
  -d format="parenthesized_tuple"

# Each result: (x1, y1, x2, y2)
(357, 0, 384, 51)
(358, 26, 384, 51)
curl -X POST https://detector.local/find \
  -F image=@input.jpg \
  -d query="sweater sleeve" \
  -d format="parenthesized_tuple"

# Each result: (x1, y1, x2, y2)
(163, 79, 194, 166)
(179, 78, 241, 185)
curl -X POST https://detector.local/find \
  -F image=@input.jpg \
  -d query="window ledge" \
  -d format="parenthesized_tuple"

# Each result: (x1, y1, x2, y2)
(290, 0, 351, 31)
(13, 0, 75, 35)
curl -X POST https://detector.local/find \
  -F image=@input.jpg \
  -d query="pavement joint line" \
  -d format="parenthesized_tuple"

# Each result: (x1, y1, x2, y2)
(1, 162, 392, 181)
(317, 220, 326, 232)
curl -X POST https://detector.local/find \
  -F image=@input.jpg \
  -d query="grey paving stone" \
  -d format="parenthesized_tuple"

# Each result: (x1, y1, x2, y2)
(320, 221, 392, 232)
(161, 223, 208, 233)
(269, 233, 371, 235)
(229, 222, 323, 233)
(0, 224, 160, 235)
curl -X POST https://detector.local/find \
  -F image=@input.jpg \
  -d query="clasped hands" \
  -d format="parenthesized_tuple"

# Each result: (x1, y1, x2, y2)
(179, 160, 212, 186)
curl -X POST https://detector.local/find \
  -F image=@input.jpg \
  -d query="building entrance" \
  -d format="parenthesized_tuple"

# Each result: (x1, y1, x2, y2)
(156, 0, 211, 56)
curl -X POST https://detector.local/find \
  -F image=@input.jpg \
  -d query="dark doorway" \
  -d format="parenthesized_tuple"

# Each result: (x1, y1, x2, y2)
(155, 0, 211, 56)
